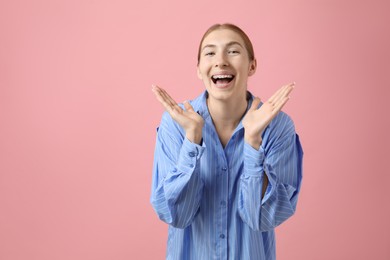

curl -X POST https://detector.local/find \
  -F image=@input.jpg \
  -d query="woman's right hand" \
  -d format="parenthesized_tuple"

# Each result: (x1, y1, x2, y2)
(152, 85, 204, 144)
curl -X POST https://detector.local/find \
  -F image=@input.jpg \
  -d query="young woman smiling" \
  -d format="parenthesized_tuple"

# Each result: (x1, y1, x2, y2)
(151, 23, 303, 260)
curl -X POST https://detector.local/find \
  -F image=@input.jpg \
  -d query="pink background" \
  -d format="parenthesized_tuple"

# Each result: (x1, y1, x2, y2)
(1, 0, 389, 259)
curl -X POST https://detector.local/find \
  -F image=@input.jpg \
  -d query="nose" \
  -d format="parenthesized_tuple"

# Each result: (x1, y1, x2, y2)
(214, 52, 229, 67)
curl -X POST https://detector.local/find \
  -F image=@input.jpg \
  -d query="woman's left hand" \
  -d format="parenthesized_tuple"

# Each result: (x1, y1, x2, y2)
(242, 82, 295, 149)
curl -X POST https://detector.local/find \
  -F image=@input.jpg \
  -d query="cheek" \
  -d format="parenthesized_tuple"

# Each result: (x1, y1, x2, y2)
(198, 66, 210, 77)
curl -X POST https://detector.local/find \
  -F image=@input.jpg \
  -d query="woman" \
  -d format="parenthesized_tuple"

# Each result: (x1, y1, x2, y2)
(151, 23, 303, 260)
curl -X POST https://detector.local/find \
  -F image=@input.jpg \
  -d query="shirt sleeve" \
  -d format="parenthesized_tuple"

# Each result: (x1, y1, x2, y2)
(238, 113, 303, 231)
(150, 112, 205, 229)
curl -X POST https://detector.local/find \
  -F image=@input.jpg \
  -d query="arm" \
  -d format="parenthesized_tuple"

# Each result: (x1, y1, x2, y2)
(238, 116, 303, 231)
(150, 85, 205, 229)
(239, 82, 303, 231)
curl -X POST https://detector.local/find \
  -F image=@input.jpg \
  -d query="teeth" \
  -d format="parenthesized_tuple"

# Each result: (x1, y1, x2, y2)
(212, 75, 234, 79)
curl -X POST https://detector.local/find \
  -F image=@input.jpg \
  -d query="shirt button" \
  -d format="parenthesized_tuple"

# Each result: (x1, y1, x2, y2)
(188, 152, 196, 157)
(222, 167, 227, 171)
(220, 201, 226, 207)
(172, 168, 177, 173)
(220, 234, 225, 239)
(189, 164, 194, 168)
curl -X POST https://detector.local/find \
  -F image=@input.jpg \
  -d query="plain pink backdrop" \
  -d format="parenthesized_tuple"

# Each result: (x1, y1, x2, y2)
(1, 0, 389, 259)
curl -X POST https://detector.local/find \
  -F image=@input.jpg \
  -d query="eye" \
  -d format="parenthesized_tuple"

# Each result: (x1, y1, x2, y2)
(228, 50, 240, 54)
(205, 52, 215, 56)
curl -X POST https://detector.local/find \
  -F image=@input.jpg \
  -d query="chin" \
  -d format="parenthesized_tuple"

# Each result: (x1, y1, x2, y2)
(207, 83, 246, 101)
(206, 87, 235, 101)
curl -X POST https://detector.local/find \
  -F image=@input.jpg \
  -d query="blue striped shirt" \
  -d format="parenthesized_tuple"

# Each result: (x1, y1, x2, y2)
(151, 91, 303, 260)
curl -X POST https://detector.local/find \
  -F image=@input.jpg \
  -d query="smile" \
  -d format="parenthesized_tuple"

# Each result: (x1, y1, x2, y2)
(211, 74, 235, 84)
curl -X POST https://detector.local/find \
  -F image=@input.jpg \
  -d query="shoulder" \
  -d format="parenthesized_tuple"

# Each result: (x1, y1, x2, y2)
(271, 111, 295, 131)
(159, 111, 183, 137)
(265, 110, 296, 143)
(260, 111, 298, 154)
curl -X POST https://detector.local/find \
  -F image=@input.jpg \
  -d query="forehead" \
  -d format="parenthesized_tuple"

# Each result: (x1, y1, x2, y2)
(201, 29, 246, 48)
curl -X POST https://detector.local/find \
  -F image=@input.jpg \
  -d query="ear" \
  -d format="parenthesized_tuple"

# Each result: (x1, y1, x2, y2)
(197, 66, 202, 80)
(248, 58, 257, 77)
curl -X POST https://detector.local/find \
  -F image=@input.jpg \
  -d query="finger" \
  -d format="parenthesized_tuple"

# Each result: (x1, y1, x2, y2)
(152, 85, 179, 113)
(151, 84, 157, 91)
(268, 82, 295, 103)
(158, 87, 180, 110)
(151, 84, 162, 97)
(268, 85, 287, 103)
(183, 100, 195, 112)
(249, 97, 261, 110)
(154, 86, 178, 112)
(270, 82, 293, 102)
(151, 84, 164, 100)
(152, 85, 168, 103)
(272, 84, 294, 105)
(273, 96, 290, 113)
(153, 88, 175, 112)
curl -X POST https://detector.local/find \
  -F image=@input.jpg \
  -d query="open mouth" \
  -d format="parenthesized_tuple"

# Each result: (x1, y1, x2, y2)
(211, 74, 235, 85)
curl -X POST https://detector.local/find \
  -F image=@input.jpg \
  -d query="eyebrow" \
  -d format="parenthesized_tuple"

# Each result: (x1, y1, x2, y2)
(202, 41, 244, 51)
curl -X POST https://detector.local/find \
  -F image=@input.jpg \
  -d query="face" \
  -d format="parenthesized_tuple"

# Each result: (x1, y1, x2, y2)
(197, 29, 257, 102)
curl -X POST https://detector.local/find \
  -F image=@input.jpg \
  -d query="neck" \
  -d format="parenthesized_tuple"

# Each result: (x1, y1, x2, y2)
(207, 92, 248, 131)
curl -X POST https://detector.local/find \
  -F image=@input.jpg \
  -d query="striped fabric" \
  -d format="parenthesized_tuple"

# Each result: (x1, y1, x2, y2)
(151, 91, 303, 260)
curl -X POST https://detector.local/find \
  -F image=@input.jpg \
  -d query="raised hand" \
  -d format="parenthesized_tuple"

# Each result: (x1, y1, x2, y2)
(243, 82, 295, 149)
(152, 85, 204, 144)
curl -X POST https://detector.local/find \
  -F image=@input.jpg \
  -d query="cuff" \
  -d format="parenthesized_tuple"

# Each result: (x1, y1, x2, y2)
(243, 142, 265, 176)
(176, 137, 205, 173)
